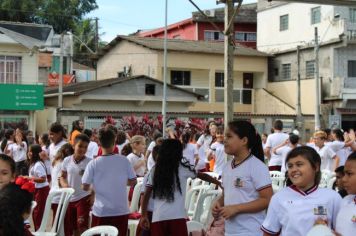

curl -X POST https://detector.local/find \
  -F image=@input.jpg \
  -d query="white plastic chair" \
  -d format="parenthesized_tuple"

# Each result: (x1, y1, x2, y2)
(33, 188, 75, 236)
(306, 224, 334, 236)
(185, 185, 210, 219)
(320, 170, 335, 188)
(192, 189, 222, 227)
(269, 171, 285, 193)
(129, 182, 143, 213)
(81, 225, 118, 236)
(187, 221, 205, 234)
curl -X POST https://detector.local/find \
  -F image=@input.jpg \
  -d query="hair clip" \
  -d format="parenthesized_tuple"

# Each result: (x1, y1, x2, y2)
(15, 177, 35, 193)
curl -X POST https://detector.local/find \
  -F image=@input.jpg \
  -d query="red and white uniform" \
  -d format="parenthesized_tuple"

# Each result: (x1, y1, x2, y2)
(48, 140, 67, 161)
(262, 186, 341, 236)
(335, 194, 356, 236)
(183, 143, 198, 167)
(312, 145, 336, 172)
(222, 155, 271, 236)
(265, 132, 289, 167)
(209, 142, 225, 176)
(127, 153, 145, 177)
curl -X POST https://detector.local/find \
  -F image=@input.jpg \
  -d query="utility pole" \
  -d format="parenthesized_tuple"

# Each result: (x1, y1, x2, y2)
(296, 46, 304, 140)
(162, 0, 168, 138)
(95, 17, 99, 53)
(314, 27, 321, 131)
(224, 0, 235, 128)
(58, 33, 64, 108)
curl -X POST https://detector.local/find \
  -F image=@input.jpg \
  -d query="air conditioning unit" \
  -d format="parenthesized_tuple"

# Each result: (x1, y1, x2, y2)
(204, 10, 215, 17)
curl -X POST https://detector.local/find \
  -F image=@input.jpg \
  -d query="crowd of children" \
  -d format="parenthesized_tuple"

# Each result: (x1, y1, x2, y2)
(0, 118, 355, 236)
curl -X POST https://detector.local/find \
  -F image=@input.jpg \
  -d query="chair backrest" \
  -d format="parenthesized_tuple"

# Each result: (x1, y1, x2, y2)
(130, 182, 143, 213)
(81, 225, 118, 236)
(185, 185, 211, 218)
(192, 189, 222, 226)
(320, 170, 335, 188)
(269, 171, 285, 192)
(36, 188, 75, 234)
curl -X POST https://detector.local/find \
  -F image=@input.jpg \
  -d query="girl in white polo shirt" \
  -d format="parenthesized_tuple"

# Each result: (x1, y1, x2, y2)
(335, 153, 356, 236)
(127, 135, 146, 177)
(181, 130, 199, 167)
(262, 146, 342, 236)
(60, 134, 92, 236)
(212, 120, 273, 236)
(48, 122, 67, 162)
(208, 126, 226, 177)
(140, 139, 221, 236)
(26, 144, 49, 231)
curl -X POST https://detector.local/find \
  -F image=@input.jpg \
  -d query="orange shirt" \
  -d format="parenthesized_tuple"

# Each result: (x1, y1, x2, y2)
(69, 130, 81, 145)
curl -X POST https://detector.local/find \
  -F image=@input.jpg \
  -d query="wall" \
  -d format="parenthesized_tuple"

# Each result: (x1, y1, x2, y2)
(0, 43, 39, 84)
(35, 107, 57, 134)
(97, 41, 158, 80)
(257, 3, 345, 53)
(142, 21, 197, 40)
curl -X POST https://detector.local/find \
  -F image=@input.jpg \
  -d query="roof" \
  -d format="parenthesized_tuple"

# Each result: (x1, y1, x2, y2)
(73, 62, 95, 71)
(45, 75, 204, 99)
(0, 21, 52, 49)
(100, 35, 269, 58)
(137, 18, 194, 37)
(192, 3, 257, 24)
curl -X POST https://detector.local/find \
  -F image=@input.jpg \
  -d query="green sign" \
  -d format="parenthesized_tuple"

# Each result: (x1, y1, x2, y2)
(0, 84, 44, 110)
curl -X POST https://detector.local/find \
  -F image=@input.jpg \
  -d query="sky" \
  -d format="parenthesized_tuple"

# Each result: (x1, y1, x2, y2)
(87, 0, 257, 43)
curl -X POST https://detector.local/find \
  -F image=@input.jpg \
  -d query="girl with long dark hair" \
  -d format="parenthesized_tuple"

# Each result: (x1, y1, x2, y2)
(140, 139, 221, 236)
(212, 120, 273, 235)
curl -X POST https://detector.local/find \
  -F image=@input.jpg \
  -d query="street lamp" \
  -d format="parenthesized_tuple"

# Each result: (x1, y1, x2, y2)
(162, 0, 168, 138)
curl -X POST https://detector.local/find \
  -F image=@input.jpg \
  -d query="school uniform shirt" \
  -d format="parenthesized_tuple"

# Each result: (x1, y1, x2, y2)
(41, 146, 52, 177)
(183, 143, 198, 166)
(82, 153, 136, 217)
(61, 155, 91, 202)
(335, 194, 356, 236)
(197, 134, 213, 164)
(147, 141, 156, 153)
(313, 145, 336, 172)
(210, 142, 225, 176)
(146, 158, 196, 223)
(262, 186, 342, 236)
(48, 140, 67, 161)
(222, 155, 272, 236)
(337, 147, 352, 167)
(141, 170, 154, 212)
(7, 142, 27, 162)
(29, 162, 49, 189)
(86, 141, 99, 159)
(127, 153, 146, 177)
(147, 154, 155, 171)
(265, 132, 289, 167)
(275, 146, 292, 174)
(50, 161, 63, 204)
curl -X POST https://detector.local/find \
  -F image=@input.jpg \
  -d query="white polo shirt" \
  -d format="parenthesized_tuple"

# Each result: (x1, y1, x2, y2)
(141, 170, 154, 212)
(183, 143, 198, 166)
(48, 140, 67, 161)
(127, 153, 146, 177)
(62, 155, 91, 202)
(210, 142, 225, 176)
(276, 146, 292, 174)
(265, 132, 289, 166)
(86, 141, 99, 159)
(338, 147, 352, 167)
(50, 161, 63, 204)
(7, 142, 27, 162)
(313, 145, 336, 172)
(118, 139, 130, 155)
(82, 154, 136, 217)
(262, 186, 342, 236)
(222, 155, 272, 236)
(335, 194, 356, 236)
(29, 161, 49, 189)
(146, 158, 196, 223)
(197, 134, 213, 164)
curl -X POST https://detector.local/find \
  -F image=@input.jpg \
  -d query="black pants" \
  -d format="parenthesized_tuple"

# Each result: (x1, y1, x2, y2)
(15, 160, 28, 176)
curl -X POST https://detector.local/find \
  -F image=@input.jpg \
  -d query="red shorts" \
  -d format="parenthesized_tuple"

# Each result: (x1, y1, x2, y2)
(151, 218, 188, 236)
(33, 186, 50, 231)
(65, 195, 91, 235)
(91, 214, 129, 236)
(269, 165, 281, 171)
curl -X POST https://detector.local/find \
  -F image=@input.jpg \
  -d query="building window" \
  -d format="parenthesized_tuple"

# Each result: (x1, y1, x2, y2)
(0, 56, 22, 84)
(274, 68, 279, 76)
(306, 60, 315, 78)
(204, 31, 224, 41)
(281, 64, 291, 80)
(280, 15, 289, 31)
(215, 72, 224, 87)
(235, 32, 257, 42)
(348, 60, 356, 77)
(171, 70, 191, 85)
(350, 8, 356, 23)
(311, 7, 321, 24)
(145, 84, 155, 95)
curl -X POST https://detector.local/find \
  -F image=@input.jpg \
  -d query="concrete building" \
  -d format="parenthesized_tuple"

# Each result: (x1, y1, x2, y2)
(257, 1, 356, 130)
(138, 3, 257, 48)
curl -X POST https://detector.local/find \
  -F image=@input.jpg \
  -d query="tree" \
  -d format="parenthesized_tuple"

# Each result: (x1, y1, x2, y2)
(72, 18, 96, 66)
(0, 0, 98, 33)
